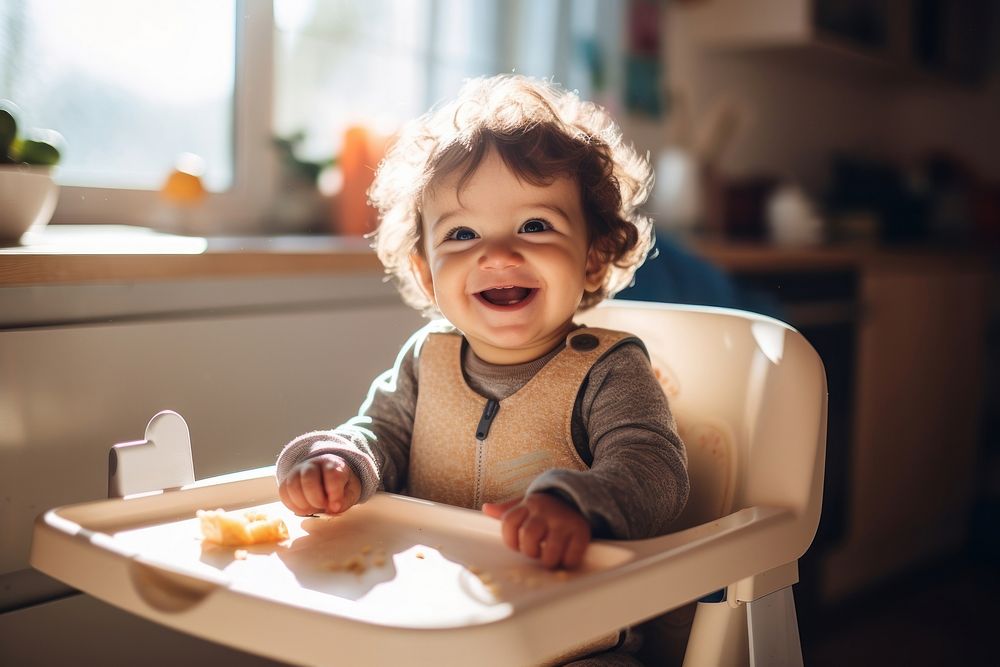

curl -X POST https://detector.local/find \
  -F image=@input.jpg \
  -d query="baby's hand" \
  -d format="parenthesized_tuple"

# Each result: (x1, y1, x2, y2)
(482, 493, 591, 569)
(278, 454, 361, 516)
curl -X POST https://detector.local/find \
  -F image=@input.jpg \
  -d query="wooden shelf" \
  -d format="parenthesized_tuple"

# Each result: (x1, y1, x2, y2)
(0, 225, 381, 286)
(689, 239, 992, 274)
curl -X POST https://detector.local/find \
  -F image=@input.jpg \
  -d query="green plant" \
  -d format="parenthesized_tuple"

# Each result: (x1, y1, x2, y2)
(274, 131, 335, 184)
(0, 101, 62, 167)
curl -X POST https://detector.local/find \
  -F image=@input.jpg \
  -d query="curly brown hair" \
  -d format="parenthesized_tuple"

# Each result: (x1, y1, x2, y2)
(369, 75, 654, 314)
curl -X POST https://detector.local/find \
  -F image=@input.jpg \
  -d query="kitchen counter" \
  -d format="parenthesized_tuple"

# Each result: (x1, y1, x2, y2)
(0, 225, 381, 286)
(688, 239, 994, 273)
(0, 225, 992, 287)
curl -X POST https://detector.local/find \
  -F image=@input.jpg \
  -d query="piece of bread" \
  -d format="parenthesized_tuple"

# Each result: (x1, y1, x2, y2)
(197, 508, 289, 546)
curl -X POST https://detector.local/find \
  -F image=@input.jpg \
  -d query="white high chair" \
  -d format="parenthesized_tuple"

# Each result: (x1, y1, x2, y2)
(583, 300, 827, 666)
(30, 301, 826, 667)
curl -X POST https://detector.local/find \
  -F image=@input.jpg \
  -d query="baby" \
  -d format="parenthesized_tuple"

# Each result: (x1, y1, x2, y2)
(276, 75, 689, 574)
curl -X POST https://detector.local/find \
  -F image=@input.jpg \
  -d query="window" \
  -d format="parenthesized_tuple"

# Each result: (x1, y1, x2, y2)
(1, 0, 625, 234)
(274, 0, 624, 167)
(2, 0, 236, 191)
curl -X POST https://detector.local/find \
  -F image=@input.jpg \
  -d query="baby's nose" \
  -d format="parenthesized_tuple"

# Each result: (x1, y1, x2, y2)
(478, 241, 522, 269)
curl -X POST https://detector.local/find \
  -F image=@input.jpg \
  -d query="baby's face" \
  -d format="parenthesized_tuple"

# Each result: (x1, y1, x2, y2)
(413, 150, 606, 365)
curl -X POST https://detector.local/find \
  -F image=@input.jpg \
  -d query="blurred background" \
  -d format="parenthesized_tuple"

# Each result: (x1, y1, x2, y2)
(1, 1, 998, 664)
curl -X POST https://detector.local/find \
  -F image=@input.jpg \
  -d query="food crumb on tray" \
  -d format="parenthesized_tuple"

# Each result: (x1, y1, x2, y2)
(328, 548, 392, 575)
(197, 508, 289, 546)
(328, 554, 368, 574)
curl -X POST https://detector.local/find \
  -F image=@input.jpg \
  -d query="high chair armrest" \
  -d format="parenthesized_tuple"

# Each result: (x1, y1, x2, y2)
(510, 505, 808, 644)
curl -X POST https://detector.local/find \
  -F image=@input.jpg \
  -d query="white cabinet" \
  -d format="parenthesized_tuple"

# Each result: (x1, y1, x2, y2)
(0, 273, 422, 611)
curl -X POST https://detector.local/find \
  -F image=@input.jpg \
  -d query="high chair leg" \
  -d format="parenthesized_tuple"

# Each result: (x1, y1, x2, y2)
(746, 586, 803, 667)
(681, 596, 749, 667)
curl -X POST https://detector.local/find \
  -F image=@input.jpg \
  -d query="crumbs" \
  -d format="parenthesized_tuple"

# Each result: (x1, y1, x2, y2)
(319, 539, 578, 603)
(327, 544, 387, 575)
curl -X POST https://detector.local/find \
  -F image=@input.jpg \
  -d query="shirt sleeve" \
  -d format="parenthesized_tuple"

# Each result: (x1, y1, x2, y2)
(526, 341, 690, 539)
(274, 326, 426, 503)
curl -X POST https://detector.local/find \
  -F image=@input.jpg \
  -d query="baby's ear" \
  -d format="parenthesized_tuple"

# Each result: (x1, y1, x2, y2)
(583, 246, 610, 293)
(409, 252, 436, 303)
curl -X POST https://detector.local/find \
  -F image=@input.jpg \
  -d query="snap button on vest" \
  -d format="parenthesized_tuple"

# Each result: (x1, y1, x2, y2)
(570, 333, 599, 351)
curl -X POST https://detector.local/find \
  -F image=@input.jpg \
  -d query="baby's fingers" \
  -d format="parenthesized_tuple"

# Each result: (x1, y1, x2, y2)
(500, 505, 529, 551)
(280, 473, 321, 515)
(299, 463, 328, 511)
(517, 516, 548, 559)
(320, 459, 351, 514)
(539, 530, 571, 569)
(278, 481, 311, 515)
(562, 532, 590, 570)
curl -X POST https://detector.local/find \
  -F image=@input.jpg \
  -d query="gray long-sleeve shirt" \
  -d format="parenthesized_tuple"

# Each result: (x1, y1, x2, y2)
(276, 322, 689, 539)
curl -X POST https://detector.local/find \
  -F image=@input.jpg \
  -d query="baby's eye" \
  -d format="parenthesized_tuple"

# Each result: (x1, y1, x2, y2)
(443, 226, 478, 242)
(519, 219, 552, 233)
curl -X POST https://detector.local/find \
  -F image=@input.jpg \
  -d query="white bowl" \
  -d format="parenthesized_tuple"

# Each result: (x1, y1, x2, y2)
(0, 165, 59, 243)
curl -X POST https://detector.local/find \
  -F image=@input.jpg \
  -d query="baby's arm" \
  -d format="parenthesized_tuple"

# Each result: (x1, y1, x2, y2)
(526, 342, 690, 540)
(482, 493, 590, 569)
(275, 329, 424, 512)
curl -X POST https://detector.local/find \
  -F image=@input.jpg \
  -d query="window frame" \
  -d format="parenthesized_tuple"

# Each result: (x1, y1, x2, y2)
(49, 0, 280, 234)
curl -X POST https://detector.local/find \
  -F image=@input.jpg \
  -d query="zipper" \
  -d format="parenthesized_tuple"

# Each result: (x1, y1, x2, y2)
(473, 399, 500, 508)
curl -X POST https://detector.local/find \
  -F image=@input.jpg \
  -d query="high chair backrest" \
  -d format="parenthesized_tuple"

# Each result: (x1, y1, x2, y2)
(581, 300, 826, 548)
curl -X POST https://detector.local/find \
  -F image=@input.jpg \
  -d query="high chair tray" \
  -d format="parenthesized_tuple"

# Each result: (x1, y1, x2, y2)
(31, 466, 796, 667)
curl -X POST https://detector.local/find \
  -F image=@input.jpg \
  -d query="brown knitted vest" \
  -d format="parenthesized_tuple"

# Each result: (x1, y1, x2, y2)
(409, 327, 634, 508)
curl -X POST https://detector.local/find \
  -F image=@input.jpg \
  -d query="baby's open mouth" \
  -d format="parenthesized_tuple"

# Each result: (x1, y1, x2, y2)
(477, 286, 536, 306)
